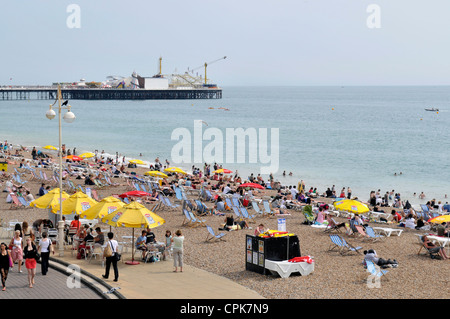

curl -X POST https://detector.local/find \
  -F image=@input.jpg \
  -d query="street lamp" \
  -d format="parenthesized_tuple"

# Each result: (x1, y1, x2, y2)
(46, 84, 76, 257)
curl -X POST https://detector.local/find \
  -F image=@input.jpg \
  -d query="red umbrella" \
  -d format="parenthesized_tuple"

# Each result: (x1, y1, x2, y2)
(239, 183, 265, 189)
(118, 191, 151, 198)
(63, 155, 83, 161)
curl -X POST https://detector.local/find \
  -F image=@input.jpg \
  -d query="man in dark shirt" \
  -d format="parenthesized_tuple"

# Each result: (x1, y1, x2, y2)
(145, 228, 156, 244)
(94, 227, 105, 245)
(39, 183, 46, 196)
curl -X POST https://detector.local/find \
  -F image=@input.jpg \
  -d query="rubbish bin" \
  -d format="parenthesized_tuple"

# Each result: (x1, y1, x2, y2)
(245, 234, 301, 275)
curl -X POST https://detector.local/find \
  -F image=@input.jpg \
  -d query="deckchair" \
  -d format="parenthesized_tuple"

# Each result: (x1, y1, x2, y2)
(417, 236, 442, 259)
(205, 225, 227, 242)
(365, 260, 388, 281)
(339, 236, 363, 255)
(232, 197, 241, 208)
(302, 205, 315, 225)
(91, 189, 100, 201)
(202, 189, 214, 201)
(133, 182, 141, 191)
(231, 206, 242, 219)
(240, 207, 256, 222)
(324, 218, 344, 233)
(194, 200, 212, 215)
(161, 196, 180, 209)
(174, 187, 184, 203)
(10, 194, 23, 209)
(251, 201, 265, 217)
(182, 209, 194, 227)
(328, 235, 362, 255)
(355, 225, 369, 239)
(365, 226, 385, 242)
(17, 196, 31, 208)
(189, 211, 206, 227)
(262, 200, 275, 216)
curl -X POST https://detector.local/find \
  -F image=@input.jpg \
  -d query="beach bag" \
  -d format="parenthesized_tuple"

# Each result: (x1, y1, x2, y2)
(104, 242, 113, 258)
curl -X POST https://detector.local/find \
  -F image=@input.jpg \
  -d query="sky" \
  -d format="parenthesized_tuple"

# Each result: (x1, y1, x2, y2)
(1, 0, 450, 86)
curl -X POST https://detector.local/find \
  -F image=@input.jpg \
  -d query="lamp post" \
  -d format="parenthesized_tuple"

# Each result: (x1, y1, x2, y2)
(46, 84, 76, 257)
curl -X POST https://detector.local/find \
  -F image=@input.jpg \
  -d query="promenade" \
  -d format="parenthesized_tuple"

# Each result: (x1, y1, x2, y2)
(0, 244, 264, 299)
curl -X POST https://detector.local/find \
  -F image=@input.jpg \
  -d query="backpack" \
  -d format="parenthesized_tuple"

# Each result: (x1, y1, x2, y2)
(104, 242, 113, 258)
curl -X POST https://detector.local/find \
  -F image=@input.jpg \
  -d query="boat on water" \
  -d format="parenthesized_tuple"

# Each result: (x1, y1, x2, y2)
(425, 108, 439, 112)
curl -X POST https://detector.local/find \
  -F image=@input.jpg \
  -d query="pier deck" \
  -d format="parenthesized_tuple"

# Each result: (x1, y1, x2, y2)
(0, 87, 222, 100)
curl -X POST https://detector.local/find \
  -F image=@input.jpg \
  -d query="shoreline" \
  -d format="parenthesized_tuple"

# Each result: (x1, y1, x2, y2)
(2, 139, 446, 209)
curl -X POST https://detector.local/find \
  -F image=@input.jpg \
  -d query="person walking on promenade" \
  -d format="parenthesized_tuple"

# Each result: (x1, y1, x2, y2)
(23, 238, 38, 288)
(10, 230, 23, 273)
(102, 232, 119, 282)
(0, 243, 13, 291)
(38, 232, 54, 275)
(172, 230, 184, 273)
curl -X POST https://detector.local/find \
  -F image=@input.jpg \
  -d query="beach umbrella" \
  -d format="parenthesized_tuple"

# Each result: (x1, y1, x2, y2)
(79, 196, 124, 220)
(164, 167, 187, 174)
(427, 215, 450, 224)
(129, 159, 145, 165)
(63, 155, 83, 161)
(239, 182, 265, 190)
(118, 190, 151, 198)
(43, 145, 57, 150)
(333, 199, 369, 215)
(144, 171, 168, 178)
(101, 201, 165, 265)
(79, 152, 95, 159)
(52, 191, 98, 215)
(213, 168, 233, 174)
(30, 188, 70, 209)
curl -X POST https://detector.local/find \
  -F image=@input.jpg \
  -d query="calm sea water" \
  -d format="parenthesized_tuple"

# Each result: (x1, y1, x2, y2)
(1, 86, 449, 206)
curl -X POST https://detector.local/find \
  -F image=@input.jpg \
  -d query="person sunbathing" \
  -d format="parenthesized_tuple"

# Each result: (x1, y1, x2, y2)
(422, 235, 449, 260)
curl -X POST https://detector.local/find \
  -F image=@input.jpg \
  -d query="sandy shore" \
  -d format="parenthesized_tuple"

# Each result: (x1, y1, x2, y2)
(0, 147, 449, 299)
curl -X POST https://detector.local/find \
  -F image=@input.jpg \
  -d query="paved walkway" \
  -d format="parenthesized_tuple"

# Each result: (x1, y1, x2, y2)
(53, 248, 264, 299)
(1, 262, 102, 299)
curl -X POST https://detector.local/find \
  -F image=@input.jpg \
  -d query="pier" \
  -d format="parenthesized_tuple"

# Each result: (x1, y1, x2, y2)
(0, 86, 222, 100)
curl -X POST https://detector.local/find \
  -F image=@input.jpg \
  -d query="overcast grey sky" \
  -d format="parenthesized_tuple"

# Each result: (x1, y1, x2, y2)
(1, 0, 450, 86)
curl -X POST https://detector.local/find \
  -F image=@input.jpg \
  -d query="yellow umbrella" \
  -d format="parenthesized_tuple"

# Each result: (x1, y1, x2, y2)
(79, 152, 95, 159)
(333, 199, 369, 214)
(43, 145, 57, 150)
(129, 159, 145, 165)
(30, 188, 70, 209)
(427, 215, 450, 223)
(79, 196, 125, 220)
(101, 201, 165, 264)
(164, 167, 187, 174)
(52, 191, 98, 215)
(144, 171, 168, 178)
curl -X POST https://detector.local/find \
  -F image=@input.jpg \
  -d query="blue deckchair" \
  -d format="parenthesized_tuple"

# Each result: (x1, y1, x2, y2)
(232, 206, 241, 218)
(251, 201, 264, 216)
(205, 225, 227, 242)
(365, 260, 388, 279)
(240, 207, 256, 221)
(365, 226, 384, 242)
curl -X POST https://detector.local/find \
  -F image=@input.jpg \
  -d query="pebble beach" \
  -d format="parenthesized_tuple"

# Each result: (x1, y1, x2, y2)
(1, 146, 449, 300)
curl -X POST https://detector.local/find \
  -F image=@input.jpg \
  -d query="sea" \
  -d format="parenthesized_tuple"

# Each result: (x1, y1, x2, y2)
(1, 86, 449, 207)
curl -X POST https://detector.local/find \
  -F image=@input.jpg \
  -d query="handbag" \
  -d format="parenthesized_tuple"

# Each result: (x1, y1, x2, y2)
(35, 252, 41, 262)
